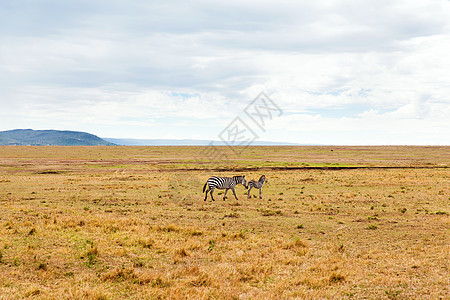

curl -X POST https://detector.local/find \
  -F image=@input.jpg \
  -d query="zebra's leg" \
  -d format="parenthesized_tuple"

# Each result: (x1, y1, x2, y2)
(259, 187, 262, 199)
(223, 188, 229, 200)
(231, 187, 239, 200)
(204, 186, 210, 201)
(247, 185, 253, 198)
(210, 187, 215, 201)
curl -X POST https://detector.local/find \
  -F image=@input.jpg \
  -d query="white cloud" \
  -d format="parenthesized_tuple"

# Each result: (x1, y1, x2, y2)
(1, 0, 449, 143)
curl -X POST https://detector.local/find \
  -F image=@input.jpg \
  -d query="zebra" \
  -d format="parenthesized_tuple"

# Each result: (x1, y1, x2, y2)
(203, 175, 247, 201)
(247, 175, 267, 199)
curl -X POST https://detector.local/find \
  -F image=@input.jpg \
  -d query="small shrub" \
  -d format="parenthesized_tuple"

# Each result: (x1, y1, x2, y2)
(37, 263, 47, 271)
(102, 268, 137, 282)
(231, 231, 246, 239)
(367, 225, 377, 230)
(260, 209, 282, 216)
(84, 247, 98, 267)
(137, 238, 153, 249)
(284, 239, 308, 250)
(133, 259, 145, 268)
(175, 248, 189, 258)
(208, 240, 215, 251)
(329, 273, 345, 283)
(224, 212, 240, 218)
(152, 276, 168, 288)
(25, 289, 41, 297)
(294, 239, 308, 248)
(189, 229, 203, 236)
(189, 273, 211, 287)
(385, 289, 401, 299)
(104, 225, 119, 233)
(158, 225, 180, 233)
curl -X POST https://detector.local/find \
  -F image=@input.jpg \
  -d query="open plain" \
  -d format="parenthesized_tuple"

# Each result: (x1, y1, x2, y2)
(0, 146, 448, 299)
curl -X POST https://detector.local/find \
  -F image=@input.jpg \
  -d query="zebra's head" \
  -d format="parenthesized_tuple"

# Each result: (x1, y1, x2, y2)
(235, 175, 248, 189)
(259, 175, 267, 183)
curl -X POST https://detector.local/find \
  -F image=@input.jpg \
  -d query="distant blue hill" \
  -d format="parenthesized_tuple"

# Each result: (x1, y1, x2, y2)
(0, 129, 301, 146)
(0, 129, 115, 146)
(103, 137, 299, 146)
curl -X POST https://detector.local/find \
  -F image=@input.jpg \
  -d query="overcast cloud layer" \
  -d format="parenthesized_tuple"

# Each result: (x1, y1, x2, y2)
(1, 0, 449, 144)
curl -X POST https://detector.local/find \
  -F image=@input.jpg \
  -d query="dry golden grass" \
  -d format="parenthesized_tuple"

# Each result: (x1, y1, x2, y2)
(0, 146, 448, 299)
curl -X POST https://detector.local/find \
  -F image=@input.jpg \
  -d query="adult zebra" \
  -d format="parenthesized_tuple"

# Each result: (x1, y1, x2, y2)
(203, 175, 247, 201)
(247, 175, 267, 199)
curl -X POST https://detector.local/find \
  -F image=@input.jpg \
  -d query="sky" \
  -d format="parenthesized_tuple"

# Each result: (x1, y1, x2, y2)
(1, 0, 449, 145)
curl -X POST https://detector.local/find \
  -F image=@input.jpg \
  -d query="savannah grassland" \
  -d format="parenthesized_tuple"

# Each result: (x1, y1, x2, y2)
(0, 146, 448, 299)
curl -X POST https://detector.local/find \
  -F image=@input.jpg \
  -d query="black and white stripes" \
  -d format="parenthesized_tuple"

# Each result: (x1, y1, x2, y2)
(203, 175, 247, 201)
(247, 175, 267, 199)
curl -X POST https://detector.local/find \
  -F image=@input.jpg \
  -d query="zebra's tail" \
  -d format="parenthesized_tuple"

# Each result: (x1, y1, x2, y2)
(203, 182, 207, 193)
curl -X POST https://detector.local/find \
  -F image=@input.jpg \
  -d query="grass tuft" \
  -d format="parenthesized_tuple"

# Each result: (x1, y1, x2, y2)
(102, 268, 137, 282)
(188, 229, 203, 236)
(189, 273, 212, 287)
(259, 209, 282, 216)
(25, 289, 41, 297)
(84, 246, 98, 267)
(175, 248, 189, 258)
(36, 262, 47, 271)
(137, 238, 153, 249)
(328, 273, 345, 284)
(224, 212, 240, 218)
(157, 224, 181, 233)
(284, 239, 308, 250)
(366, 224, 377, 230)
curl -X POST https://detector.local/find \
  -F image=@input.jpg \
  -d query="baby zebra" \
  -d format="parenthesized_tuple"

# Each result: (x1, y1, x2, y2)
(203, 175, 247, 201)
(247, 175, 267, 199)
